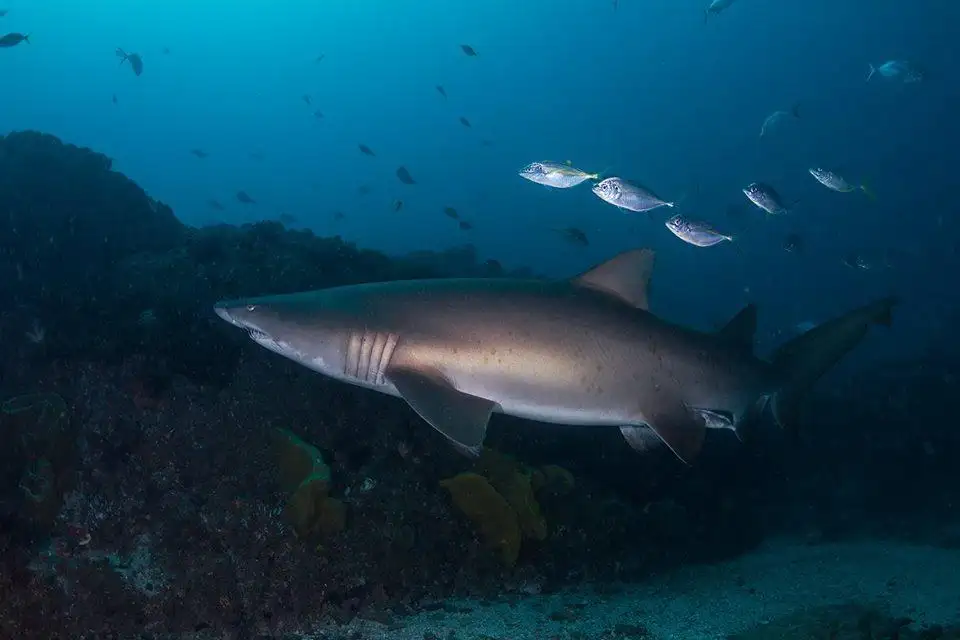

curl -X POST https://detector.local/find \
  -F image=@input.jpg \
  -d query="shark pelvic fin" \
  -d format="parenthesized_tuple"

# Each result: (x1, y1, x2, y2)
(572, 248, 655, 310)
(619, 425, 665, 454)
(716, 303, 757, 354)
(770, 296, 897, 439)
(386, 367, 496, 457)
(624, 390, 706, 464)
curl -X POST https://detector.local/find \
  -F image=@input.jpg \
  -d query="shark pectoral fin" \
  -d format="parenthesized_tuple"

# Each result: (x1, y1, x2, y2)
(635, 400, 706, 465)
(385, 367, 495, 457)
(572, 248, 655, 310)
(716, 304, 757, 354)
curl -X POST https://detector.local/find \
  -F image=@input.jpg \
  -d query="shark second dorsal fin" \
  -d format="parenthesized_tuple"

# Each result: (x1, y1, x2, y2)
(572, 248, 654, 310)
(716, 304, 757, 354)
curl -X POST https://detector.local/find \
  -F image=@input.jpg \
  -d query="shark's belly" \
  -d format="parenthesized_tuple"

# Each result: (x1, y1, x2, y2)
(392, 333, 641, 427)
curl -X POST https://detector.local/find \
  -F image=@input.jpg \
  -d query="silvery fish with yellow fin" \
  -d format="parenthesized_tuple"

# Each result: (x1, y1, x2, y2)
(519, 161, 600, 189)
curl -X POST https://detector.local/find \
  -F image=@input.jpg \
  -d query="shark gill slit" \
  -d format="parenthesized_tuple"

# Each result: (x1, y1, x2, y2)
(346, 329, 398, 384)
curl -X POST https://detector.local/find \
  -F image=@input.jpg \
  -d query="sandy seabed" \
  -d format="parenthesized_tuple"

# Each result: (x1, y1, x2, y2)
(337, 537, 960, 639)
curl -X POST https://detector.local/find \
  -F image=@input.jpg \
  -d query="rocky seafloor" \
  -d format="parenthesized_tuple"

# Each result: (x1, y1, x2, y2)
(0, 131, 958, 639)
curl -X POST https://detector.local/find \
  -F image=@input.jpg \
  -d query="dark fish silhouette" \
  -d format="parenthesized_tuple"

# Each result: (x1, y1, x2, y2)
(315, 53, 325, 63)
(393, 200, 403, 212)
(459, 116, 471, 128)
(0, 10, 9, 17)
(111, 94, 118, 105)
(207, 199, 225, 211)
(236, 191, 256, 204)
(313, 109, 324, 119)
(333, 211, 345, 221)
(190, 148, 209, 159)
(396, 166, 416, 185)
(116, 48, 143, 76)
(556, 227, 589, 247)
(302, 94, 312, 105)
(436, 85, 447, 98)
(782, 233, 803, 253)
(443, 207, 459, 219)
(358, 144, 375, 156)
(460, 44, 478, 56)
(357, 184, 372, 196)
(0, 32, 29, 48)
(459, 220, 473, 230)
(162, 46, 170, 54)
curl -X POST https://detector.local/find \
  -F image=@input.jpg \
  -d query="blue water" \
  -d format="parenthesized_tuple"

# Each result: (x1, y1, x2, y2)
(2, 0, 955, 357)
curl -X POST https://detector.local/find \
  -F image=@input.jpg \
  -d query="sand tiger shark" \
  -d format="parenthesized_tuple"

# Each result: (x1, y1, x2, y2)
(214, 249, 895, 463)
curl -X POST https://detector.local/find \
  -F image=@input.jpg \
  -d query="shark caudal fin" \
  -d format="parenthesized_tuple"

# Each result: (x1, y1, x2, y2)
(769, 296, 897, 439)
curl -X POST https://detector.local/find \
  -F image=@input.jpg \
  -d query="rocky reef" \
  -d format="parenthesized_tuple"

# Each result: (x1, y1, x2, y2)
(0, 131, 956, 638)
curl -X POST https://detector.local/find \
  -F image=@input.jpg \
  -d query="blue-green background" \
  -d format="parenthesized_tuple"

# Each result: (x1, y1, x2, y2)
(2, 0, 955, 356)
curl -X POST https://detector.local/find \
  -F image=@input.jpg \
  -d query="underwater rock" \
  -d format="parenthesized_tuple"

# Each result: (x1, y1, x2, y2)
(531, 464, 576, 496)
(0, 131, 521, 389)
(0, 393, 73, 534)
(19, 457, 58, 527)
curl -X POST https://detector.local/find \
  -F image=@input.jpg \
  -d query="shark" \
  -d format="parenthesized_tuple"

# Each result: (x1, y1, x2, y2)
(214, 249, 895, 464)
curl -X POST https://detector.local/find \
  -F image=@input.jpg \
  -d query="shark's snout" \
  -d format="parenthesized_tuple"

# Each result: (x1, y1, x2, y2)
(214, 304, 234, 324)
(214, 301, 259, 330)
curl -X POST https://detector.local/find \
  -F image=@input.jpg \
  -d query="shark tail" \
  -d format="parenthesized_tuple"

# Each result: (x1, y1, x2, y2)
(866, 64, 876, 82)
(768, 296, 896, 439)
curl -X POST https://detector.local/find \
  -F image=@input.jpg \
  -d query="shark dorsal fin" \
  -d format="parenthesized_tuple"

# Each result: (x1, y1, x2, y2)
(572, 248, 654, 310)
(716, 304, 757, 353)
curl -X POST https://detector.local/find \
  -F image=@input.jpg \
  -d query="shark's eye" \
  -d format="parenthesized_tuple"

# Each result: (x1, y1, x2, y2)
(246, 305, 257, 311)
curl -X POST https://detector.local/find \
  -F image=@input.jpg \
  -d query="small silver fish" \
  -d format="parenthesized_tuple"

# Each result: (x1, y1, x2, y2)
(842, 253, 872, 270)
(553, 227, 589, 247)
(808, 168, 874, 197)
(592, 177, 674, 212)
(665, 215, 732, 247)
(519, 161, 599, 189)
(867, 60, 922, 83)
(760, 104, 800, 138)
(704, 0, 736, 21)
(743, 182, 788, 215)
